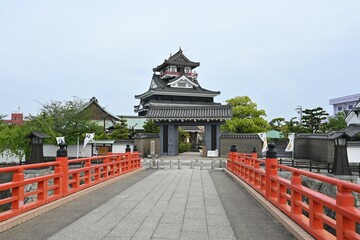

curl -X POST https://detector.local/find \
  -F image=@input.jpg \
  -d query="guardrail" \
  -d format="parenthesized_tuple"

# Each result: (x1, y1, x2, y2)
(0, 145, 141, 222)
(227, 143, 360, 240)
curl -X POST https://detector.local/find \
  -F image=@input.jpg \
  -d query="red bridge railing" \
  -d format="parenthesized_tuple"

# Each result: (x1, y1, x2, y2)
(227, 144, 360, 240)
(0, 149, 142, 222)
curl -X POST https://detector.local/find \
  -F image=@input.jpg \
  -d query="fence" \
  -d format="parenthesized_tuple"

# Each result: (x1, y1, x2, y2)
(0, 145, 141, 222)
(227, 144, 360, 240)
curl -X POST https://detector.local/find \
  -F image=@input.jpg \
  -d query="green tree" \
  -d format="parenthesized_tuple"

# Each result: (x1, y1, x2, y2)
(143, 119, 160, 133)
(269, 117, 286, 131)
(111, 117, 129, 139)
(222, 96, 270, 133)
(285, 117, 302, 134)
(178, 127, 191, 153)
(301, 107, 329, 133)
(27, 97, 101, 144)
(327, 112, 347, 131)
(0, 123, 32, 161)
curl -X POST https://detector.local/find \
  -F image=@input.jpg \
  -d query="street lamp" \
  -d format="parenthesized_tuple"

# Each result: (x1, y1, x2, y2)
(331, 136, 351, 175)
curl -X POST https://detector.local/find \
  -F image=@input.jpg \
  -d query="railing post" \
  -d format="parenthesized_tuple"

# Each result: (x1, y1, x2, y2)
(291, 171, 302, 215)
(252, 147, 257, 159)
(55, 142, 68, 197)
(84, 159, 91, 184)
(11, 167, 24, 211)
(228, 144, 237, 171)
(125, 145, 131, 172)
(265, 143, 278, 201)
(336, 184, 355, 240)
(133, 146, 140, 169)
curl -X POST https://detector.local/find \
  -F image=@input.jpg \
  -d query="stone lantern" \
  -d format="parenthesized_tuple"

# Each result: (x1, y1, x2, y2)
(331, 134, 351, 175)
(26, 131, 49, 164)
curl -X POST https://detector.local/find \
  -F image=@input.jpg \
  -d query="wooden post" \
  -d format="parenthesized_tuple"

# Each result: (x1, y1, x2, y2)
(265, 143, 278, 201)
(55, 143, 68, 197)
(11, 168, 24, 211)
(336, 184, 355, 240)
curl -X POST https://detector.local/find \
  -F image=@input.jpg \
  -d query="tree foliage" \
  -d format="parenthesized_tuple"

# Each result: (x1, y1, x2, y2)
(222, 96, 269, 133)
(0, 124, 31, 160)
(26, 97, 101, 144)
(285, 117, 302, 134)
(301, 107, 329, 133)
(327, 112, 347, 131)
(111, 117, 129, 140)
(143, 120, 160, 133)
(269, 117, 286, 132)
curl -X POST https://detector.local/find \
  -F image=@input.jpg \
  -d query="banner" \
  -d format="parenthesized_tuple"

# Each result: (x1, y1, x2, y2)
(258, 132, 268, 152)
(285, 133, 295, 152)
(83, 133, 95, 149)
(56, 137, 65, 145)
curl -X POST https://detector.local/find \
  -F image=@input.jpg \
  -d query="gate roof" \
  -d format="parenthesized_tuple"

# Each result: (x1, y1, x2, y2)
(146, 103, 232, 122)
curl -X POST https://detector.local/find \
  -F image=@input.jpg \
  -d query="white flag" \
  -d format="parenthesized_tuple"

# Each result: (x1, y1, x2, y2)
(258, 132, 268, 152)
(285, 133, 295, 152)
(56, 137, 65, 144)
(83, 133, 95, 149)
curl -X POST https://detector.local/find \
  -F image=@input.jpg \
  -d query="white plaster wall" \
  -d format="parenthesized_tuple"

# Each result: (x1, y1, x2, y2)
(0, 149, 24, 164)
(348, 146, 360, 163)
(44, 143, 133, 158)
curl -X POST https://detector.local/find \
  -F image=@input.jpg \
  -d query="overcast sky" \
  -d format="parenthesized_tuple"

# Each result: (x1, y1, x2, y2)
(1, 1, 359, 121)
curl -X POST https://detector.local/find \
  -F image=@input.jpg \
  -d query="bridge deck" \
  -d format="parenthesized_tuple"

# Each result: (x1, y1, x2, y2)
(0, 158, 297, 240)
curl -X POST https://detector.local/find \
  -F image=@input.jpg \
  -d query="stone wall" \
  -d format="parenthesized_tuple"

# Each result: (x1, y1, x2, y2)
(133, 133, 160, 158)
(220, 133, 263, 157)
(23, 169, 53, 204)
(0, 168, 53, 212)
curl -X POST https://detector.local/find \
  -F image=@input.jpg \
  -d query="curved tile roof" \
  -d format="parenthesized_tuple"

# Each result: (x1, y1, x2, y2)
(146, 104, 232, 121)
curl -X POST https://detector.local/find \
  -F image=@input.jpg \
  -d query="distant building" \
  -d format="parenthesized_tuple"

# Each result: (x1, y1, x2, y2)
(82, 97, 120, 134)
(3, 113, 24, 126)
(83, 97, 146, 135)
(345, 98, 360, 125)
(118, 115, 147, 132)
(329, 93, 360, 115)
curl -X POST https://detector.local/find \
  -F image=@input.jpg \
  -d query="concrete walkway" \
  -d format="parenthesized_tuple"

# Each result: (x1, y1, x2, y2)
(0, 159, 296, 240)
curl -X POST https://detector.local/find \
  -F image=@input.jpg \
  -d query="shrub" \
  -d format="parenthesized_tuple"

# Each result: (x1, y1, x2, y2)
(179, 142, 191, 153)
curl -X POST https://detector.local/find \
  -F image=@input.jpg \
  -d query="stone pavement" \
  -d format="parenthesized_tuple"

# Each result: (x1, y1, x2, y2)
(0, 157, 296, 240)
(48, 169, 238, 240)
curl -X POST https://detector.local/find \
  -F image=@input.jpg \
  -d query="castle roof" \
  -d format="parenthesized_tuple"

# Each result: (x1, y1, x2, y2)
(134, 74, 220, 99)
(153, 48, 200, 72)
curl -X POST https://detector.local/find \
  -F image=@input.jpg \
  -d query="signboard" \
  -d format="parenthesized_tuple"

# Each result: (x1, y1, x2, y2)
(150, 140, 155, 155)
(98, 146, 109, 155)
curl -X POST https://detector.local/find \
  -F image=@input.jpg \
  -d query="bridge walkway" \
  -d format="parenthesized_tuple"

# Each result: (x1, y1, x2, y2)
(0, 156, 298, 240)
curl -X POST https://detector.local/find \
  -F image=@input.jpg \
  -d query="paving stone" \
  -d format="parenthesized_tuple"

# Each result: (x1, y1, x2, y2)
(208, 225, 237, 240)
(182, 218, 207, 232)
(184, 208, 206, 219)
(139, 216, 161, 230)
(152, 223, 182, 239)
(207, 214, 231, 226)
(131, 228, 154, 240)
(186, 200, 205, 209)
(180, 230, 209, 240)
(160, 212, 184, 224)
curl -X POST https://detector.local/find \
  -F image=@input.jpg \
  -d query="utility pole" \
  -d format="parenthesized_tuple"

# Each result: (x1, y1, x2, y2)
(295, 106, 302, 125)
